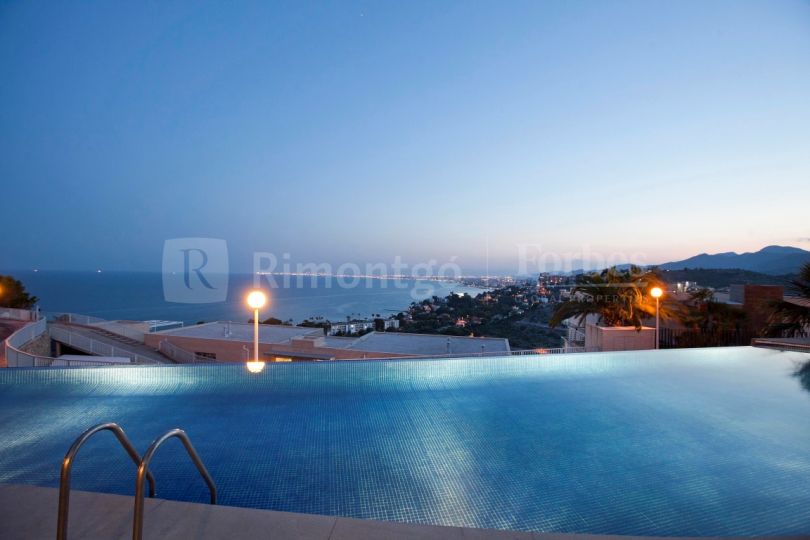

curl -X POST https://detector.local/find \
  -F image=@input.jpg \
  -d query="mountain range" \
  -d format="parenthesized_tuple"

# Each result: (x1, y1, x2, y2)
(659, 245, 810, 275)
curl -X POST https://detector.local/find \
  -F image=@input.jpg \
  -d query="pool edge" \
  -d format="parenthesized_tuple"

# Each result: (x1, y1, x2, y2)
(1, 483, 806, 540)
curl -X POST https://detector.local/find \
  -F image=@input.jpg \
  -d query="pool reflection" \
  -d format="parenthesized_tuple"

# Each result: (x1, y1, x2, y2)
(794, 359, 810, 393)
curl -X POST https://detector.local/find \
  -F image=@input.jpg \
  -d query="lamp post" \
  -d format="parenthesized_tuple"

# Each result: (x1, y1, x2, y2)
(650, 287, 663, 350)
(246, 290, 268, 373)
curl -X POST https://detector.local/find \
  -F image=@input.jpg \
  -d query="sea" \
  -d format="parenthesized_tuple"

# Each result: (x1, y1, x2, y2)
(9, 271, 487, 325)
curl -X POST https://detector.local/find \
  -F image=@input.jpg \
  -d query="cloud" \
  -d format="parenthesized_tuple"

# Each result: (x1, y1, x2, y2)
(798, 237, 810, 243)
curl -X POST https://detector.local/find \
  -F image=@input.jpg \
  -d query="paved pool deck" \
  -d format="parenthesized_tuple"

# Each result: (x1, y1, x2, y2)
(1, 484, 806, 540)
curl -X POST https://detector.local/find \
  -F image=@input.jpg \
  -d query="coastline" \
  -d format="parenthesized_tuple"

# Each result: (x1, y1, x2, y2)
(6, 270, 492, 326)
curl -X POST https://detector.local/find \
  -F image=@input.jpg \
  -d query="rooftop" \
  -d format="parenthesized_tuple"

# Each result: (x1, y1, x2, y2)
(155, 321, 322, 344)
(345, 331, 510, 356)
(785, 295, 810, 309)
(154, 324, 512, 358)
(321, 336, 358, 349)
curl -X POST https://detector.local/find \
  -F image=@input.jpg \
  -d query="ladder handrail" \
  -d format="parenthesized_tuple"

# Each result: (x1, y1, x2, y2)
(132, 428, 216, 540)
(57, 423, 156, 540)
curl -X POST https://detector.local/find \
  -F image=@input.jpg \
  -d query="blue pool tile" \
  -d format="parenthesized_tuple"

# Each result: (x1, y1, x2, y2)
(0, 347, 809, 535)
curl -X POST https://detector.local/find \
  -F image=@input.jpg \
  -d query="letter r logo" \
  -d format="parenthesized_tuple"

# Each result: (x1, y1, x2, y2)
(162, 238, 229, 303)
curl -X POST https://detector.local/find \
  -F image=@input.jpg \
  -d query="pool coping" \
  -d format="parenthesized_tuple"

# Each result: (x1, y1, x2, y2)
(1, 483, 806, 540)
(4, 344, 790, 371)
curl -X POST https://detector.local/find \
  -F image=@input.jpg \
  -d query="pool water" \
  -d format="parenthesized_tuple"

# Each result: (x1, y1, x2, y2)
(1, 347, 809, 536)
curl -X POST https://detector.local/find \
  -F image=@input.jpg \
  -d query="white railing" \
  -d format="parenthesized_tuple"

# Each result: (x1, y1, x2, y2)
(51, 313, 146, 342)
(0, 307, 37, 321)
(157, 340, 217, 364)
(50, 357, 132, 367)
(4, 318, 59, 367)
(48, 326, 151, 364)
(4, 319, 142, 367)
(5, 317, 47, 349)
(5, 320, 144, 367)
(2, 309, 162, 366)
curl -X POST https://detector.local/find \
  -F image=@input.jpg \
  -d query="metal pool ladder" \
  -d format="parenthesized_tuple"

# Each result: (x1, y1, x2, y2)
(56, 423, 217, 540)
(132, 428, 217, 540)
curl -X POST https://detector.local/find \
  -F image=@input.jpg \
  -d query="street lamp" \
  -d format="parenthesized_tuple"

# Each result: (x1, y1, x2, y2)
(650, 286, 663, 350)
(246, 290, 268, 373)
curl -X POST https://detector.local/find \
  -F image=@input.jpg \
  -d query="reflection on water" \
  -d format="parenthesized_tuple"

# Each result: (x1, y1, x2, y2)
(794, 359, 810, 393)
(3, 348, 810, 536)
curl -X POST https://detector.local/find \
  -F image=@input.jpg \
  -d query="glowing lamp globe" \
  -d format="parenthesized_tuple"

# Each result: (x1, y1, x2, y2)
(246, 290, 267, 310)
(650, 287, 663, 299)
(246, 361, 265, 374)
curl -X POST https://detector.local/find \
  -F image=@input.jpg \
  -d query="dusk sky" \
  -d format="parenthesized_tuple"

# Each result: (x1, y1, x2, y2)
(2, 1, 809, 274)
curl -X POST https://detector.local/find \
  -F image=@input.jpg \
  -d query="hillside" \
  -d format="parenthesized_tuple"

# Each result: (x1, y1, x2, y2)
(659, 245, 810, 275)
(658, 268, 793, 289)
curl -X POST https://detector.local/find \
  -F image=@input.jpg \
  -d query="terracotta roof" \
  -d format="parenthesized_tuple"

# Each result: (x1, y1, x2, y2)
(785, 295, 810, 308)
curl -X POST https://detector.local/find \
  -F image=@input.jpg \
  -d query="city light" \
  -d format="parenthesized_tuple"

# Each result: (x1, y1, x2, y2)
(650, 287, 662, 349)
(246, 289, 268, 374)
(246, 361, 265, 374)
(246, 290, 267, 309)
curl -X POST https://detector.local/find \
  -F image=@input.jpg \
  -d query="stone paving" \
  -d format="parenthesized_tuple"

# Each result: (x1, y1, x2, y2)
(1, 484, 805, 540)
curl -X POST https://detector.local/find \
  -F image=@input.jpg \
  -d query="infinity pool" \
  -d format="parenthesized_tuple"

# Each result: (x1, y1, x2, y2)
(1, 347, 809, 536)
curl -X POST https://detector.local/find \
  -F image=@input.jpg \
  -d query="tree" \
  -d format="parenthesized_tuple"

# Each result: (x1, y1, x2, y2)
(765, 262, 810, 337)
(300, 319, 330, 334)
(0, 275, 38, 309)
(550, 266, 677, 330)
(680, 288, 748, 333)
(794, 360, 810, 393)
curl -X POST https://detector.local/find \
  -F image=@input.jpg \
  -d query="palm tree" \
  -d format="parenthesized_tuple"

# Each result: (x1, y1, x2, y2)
(680, 287, 747, 333)
(550, 266, 678, 331)
(765, 262, 810, 337)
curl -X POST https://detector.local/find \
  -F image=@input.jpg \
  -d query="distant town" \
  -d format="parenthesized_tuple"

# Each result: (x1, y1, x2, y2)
(2, 244, 809, 367)
(254, 256, 810, 353)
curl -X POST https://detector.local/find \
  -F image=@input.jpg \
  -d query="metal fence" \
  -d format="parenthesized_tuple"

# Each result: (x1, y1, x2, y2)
(4, 321, 154, 367)
(659, 327, 755, 349)
(48, 326, 152, 364)
(4, 318, 48, 367)
(50, 313, 146, 342)
(0, 307, 37, 321)
(49, 357, 133, 367)
(5, 324, 42, 365)
(157, 340, 217, 364)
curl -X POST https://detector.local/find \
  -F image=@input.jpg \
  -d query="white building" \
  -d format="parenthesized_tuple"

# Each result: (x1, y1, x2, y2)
(328, 318, 399, 336)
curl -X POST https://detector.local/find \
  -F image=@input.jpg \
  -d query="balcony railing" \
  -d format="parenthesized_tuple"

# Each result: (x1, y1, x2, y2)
(4, 322, 154, 367)
(157, 340, 218, 364)
(4, 318, 50, 367)
(0, 307, 37, 322)
(48, 326, 152, 364)
(50, 313, 146, 342)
